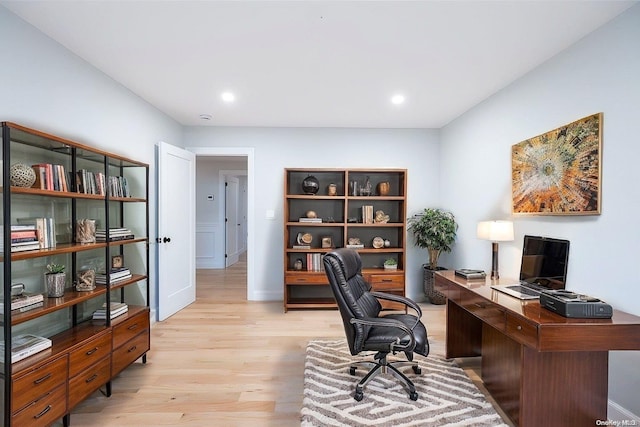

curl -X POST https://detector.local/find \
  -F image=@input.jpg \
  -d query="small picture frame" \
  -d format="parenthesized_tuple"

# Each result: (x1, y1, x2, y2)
(321, 236, 333, 249)
(111, 255, 124, 269)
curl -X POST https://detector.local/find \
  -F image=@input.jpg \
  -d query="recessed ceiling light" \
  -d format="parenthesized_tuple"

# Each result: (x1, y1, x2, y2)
(221, 92, 235, 103)
(391, 94, 405, 105)
(199, 114, 212, 121)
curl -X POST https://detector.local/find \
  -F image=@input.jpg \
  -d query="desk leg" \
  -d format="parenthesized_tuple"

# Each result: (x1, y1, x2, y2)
(445, 300, 482, 359)
(482, 323, 608, 427)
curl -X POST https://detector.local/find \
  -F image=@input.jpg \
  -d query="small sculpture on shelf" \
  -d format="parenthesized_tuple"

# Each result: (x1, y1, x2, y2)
(301, 175, 320, 195)
(374, 210, 390, 224)
(9, 163, 36, 188)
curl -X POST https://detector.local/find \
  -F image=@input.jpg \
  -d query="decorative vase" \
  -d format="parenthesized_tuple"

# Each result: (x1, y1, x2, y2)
(10, 163, 37, 188)
(301, 175, 319, 194)
(75, 218, 96, 243)
(377, 181, 390, 196)
(45, 272, 66, 297)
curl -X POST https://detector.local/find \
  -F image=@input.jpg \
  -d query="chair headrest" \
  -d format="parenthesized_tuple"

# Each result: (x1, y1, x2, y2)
(326, 248, 362, 279)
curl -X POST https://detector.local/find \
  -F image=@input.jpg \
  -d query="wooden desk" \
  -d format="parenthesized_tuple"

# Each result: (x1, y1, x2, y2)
(434, 271, 640, 427)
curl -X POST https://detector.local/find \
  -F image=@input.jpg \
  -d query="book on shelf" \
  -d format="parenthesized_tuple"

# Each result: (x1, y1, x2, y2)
(92, 302, 128, 320)
(0, 334, 52, 363)
(10, 291, 44, 310)
(298, 218, 322, 223)
(1, 301, 44, 314)
(305, 253, 325, 272)
(292, 245, 311, 250)
(15, 217, 56, 249)
(362, 205, 374, 224)
(31, 163, 68, 192)
(10, 243, 41, 252)
(346, 244, 364, 249)
(95, 268, 132, 284)
(95, 228, 135, 242)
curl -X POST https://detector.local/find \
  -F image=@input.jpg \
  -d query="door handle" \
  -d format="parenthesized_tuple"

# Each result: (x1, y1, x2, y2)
(156, 237, 172, 243)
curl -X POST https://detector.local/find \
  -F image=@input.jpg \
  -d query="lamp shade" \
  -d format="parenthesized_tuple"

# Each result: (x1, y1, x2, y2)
(477, 220, 514, 242)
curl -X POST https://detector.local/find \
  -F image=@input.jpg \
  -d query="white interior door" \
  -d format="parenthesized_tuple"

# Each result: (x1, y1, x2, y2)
(225, 176, 240, 267)
(157, 141, 196, 321)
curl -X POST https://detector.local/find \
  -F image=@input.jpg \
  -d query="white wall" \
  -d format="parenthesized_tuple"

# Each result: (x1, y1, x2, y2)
(184, 126, 440, 301)
(439, 4, 640, 418)
(0, 7, 183, 318)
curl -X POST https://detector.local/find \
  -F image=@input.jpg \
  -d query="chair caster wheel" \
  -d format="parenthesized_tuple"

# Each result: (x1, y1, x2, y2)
(409, 391, 418, 401)
(412, 366, 422, 374)
(349, 367, 357, 375)
(354, 391, 364, 401)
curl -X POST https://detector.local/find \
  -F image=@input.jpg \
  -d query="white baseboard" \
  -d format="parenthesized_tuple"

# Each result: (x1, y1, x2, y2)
(248, 290, 282, 301)
(608, 399, 639, 423)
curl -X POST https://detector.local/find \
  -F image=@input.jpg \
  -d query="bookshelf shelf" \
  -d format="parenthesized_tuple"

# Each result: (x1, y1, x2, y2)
(1, 121, 150, 426)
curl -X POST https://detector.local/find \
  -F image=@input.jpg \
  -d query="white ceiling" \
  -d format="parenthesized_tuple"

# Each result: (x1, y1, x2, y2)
(3, 1, 635, 128)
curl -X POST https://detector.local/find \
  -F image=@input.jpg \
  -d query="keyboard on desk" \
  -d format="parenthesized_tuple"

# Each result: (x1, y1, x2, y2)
(507, 285, 540, 296)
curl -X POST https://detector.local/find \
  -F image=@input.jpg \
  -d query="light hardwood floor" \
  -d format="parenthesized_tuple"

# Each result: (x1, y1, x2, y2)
(66, 255, 510, 426)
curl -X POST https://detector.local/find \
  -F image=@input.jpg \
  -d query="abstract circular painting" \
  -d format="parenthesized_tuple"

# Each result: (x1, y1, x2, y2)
(512, 113, 602, 215)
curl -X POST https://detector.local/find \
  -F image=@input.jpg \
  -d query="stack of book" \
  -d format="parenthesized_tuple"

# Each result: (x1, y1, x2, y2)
(31, 163, 69, 192)
(0, 334, 52, 363)
(362, 205, 374, 224)
(306, 253, 325, 272)
(1, 291, 45, 314)
(95, 228, 134, 242)
(11, 218, 56, 251)
(95, 267, 132, 284)
(92, 302, 128, 320)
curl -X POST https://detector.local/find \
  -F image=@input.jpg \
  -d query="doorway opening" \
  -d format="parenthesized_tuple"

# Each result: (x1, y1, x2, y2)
(189, 147, 254, 301)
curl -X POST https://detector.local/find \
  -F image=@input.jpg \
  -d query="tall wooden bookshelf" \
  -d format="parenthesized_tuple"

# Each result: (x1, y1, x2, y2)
(1, 122, 150, 426)
(284, 168, 407, 311)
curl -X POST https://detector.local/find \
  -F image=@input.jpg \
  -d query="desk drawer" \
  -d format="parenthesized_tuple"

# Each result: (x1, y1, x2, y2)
(113, 310, 150, 350)
(506, 313, 539, 348)
(69, 330, 112, 378)
(435, 275, 460, 301)
(12, 355, 68, 413)
(462, 291, 506, 332)
(369, 274, 404, 291)
(68, 355, 111, 410)
(12, 382, 67, 427)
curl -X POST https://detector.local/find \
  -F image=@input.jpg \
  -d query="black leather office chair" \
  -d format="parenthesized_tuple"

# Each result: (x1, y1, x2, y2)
(323, 248, 429, 401)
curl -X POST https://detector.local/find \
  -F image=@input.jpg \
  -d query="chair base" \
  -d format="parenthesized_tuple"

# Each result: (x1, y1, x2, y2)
(349, 355, 421, 401)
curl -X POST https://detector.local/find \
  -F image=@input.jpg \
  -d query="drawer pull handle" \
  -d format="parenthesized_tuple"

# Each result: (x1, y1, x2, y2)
(86, 347, 98, 355)
(381, 279, 392, 283)
(517, 325, 522, 330)
(127, 324, 139, 331)
(34, 405, 52, 419)
(128, 345, 137, 353)
(33, 373, 52, 384)
(474, 302, 487, 309)
(86, 374, 99, 383)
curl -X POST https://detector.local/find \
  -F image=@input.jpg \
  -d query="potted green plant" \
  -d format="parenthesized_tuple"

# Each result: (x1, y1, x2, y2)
(383, 258, 398, 270)
(408, 208, 458, 304)
(45, 263, 66, 297)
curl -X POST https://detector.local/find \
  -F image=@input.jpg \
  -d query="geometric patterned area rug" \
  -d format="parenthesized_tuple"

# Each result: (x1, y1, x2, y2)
(301, 339, 509, 427)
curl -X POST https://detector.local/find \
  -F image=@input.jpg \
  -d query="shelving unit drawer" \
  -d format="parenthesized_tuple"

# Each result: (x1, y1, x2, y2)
(112, 330, 150, 376)
(368, 273, 404, 291)
(113, 310, 150, 350)
(12, 355, 68, 413)
(12, 382, 67, 427)
(506, 313, 539, 348)
(69, 330, 112, 378)
(285, 272, 328, 285)
(68, 355, 111, 409)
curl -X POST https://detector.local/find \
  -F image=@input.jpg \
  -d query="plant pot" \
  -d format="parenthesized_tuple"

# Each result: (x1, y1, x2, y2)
(384, 265, 397, 270)
(423, 265, 446, 305)
(45, 272, 66, 297)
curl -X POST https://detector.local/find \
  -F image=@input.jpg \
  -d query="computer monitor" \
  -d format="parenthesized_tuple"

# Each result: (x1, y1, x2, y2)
(519, 235, 570, 290)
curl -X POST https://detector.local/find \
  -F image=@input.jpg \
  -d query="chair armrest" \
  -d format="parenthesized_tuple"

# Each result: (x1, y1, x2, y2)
(350, 317, 415, 351)
(370, 291, 423, 318)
